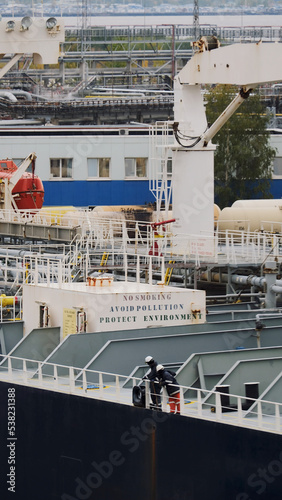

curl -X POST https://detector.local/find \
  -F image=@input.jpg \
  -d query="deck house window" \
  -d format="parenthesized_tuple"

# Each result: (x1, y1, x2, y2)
(272, 157, 282, 176)
(50, 158, 72, 179)
(125, 158, 147, 178)
(87, 158, 110, 178)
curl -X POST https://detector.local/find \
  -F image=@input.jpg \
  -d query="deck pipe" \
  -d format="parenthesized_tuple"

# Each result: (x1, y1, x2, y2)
(201, 267, 282, 309)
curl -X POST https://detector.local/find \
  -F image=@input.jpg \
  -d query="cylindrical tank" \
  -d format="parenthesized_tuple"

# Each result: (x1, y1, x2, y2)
(218, 206, 282, 232)
(232, 199, 282, 208)
(39, 206, 75, 225)
(92, 205, 151, 213)
(61, 210, 127, 236)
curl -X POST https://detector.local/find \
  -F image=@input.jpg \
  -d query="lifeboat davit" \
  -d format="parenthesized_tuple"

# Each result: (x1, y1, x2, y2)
(0, 159, 44, 210)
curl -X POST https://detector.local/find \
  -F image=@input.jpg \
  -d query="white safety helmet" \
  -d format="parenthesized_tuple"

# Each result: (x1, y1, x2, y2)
(145, 355, 154, 364)
(156, 364, 164, 372)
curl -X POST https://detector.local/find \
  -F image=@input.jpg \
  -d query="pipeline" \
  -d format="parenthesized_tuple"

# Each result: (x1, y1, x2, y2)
(200, 271, 265, 288)
(201, 269, 282, 309)
(0, 294, 18, 306)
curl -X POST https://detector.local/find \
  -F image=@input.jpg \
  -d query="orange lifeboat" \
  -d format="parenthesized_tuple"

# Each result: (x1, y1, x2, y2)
(0, 158, 44, 210)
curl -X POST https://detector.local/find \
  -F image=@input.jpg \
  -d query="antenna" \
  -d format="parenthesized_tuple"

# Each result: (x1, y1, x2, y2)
(81, 0, 88, 53)
(193, 0, 200, 42)
(82, 0, 88, 31)
(81, 0, 89, 88)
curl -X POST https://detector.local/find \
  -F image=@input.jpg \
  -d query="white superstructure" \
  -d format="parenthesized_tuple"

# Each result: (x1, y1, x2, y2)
(22, 277, 206, 338)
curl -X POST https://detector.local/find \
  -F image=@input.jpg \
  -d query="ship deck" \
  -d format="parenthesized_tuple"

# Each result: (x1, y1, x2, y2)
(1, 354, 281, 436)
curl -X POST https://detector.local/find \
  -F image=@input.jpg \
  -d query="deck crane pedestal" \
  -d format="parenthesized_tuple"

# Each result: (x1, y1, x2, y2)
(172, 39, 282, 253)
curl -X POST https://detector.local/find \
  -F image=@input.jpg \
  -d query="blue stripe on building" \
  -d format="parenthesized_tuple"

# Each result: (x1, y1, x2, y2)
(43, 180, 156, 207)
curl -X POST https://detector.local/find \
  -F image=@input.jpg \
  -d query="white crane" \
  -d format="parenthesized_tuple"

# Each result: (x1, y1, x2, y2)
(170, 38, 282, 253)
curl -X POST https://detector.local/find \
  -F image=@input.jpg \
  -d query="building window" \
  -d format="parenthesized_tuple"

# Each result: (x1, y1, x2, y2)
(50, 158, 72, 179)
(125, 158, 147, 178)
(87, 158, 110, 178)
(272, 157, 282, 177)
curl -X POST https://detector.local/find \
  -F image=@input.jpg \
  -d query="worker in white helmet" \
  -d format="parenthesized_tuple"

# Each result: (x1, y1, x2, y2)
(143, 355, 162, 409)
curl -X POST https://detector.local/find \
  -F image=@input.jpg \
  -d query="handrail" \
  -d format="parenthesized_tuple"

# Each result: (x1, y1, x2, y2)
(0, 354, 281, 434)
(1, 208, 282, 267)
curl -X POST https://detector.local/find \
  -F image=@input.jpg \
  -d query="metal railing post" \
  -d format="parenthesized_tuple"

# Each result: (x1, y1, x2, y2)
(162, 386, 169, 412)
(215, 391, 222, 421)
(69, 366, 75, 392)
(35, 257, 38, 285)
(22, 359, 28, 384)
(8, 356, 12, 377)
(145, 379, 150, 409)
(99, 372, 104, 399)
(179, 386, 184, 414)
(161, 256, 165, 283)
(38, 363, 43, 385)
(197, 389, 202, 416)
(275, 403, 280, 432)
(237, 396, 243, 425)
(136, 255, 140, 283)
(54, 365, 59, 389)
(47, 258, 50, 286)
(82, 370, 87, 393)
(116, 375, 120, 402)
(257, 400, 263, 429)
(149, 256, 152, 285)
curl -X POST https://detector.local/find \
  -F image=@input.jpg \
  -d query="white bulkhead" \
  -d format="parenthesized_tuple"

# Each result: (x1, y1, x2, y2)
(22, 279, 206, 338)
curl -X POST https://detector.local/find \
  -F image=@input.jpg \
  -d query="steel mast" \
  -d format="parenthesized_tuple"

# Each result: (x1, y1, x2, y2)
(193, 0, 200, 41)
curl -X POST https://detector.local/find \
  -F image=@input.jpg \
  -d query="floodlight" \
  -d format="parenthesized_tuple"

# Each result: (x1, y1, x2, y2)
(20, 16, 32, 31)
(6, 20, 15, 32)
(46, 17, 57, 30)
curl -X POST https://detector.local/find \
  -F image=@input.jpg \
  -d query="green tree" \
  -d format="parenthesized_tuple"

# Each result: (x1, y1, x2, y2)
(205, 84, 276, 208)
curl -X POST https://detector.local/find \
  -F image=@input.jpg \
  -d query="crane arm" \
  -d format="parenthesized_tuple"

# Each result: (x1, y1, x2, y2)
(174, 40, 282, 149)
(178, 41, 282, 87)
(9, 153, 37, 189)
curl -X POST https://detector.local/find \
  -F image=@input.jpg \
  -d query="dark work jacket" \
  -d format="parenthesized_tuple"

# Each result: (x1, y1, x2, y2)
(147, 361, 158, 381)
(157, 369, 179, 396)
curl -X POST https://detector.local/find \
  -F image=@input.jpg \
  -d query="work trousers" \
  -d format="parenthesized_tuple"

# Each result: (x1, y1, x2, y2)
(169, 391, 180, 414)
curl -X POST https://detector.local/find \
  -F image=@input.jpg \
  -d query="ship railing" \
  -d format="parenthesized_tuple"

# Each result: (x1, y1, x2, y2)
(216, 229, 282, 264)
(0, 247, 168, 287)
(0, 230, 282, 287)
(22, 252, 167, 285)
(69, 226, 282, 267)
(1, 355, 282, 434)
(2, 208, 282, 266)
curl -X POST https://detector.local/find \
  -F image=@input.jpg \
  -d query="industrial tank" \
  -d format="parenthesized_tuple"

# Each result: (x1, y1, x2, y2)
(232, 199, 282, 208)
(214, 204, 221, 229)
(39, 206, 76, 225)
(217, 206, 282, 233)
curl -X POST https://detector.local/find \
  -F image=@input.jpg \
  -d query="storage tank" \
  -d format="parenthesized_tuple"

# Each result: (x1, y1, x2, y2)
(232, 199, 282, 208)
(218, 206, 282, 233)
(39, 206, 75, 225)
(61, 210, 127, 229)
(92, 205, 152, 213)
